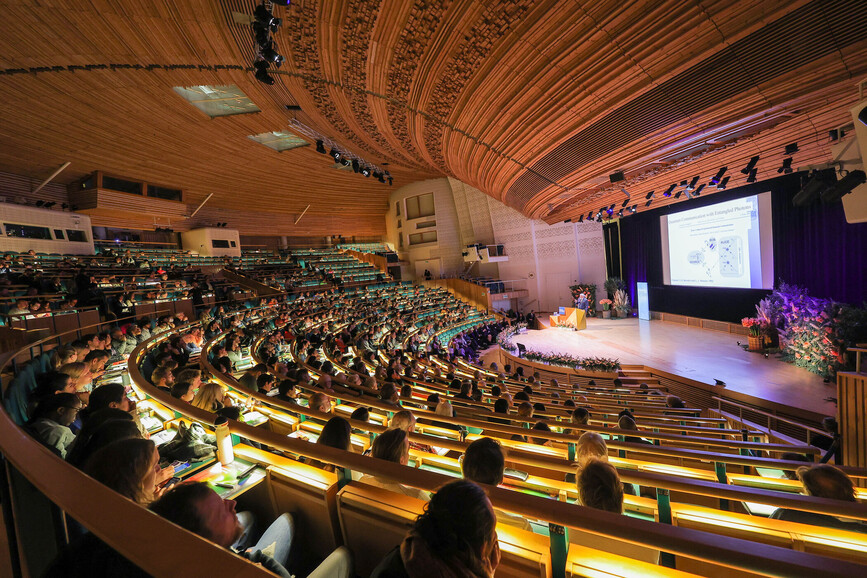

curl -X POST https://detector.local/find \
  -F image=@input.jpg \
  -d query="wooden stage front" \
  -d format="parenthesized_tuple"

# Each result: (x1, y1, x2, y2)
(506, 317, 836, 417)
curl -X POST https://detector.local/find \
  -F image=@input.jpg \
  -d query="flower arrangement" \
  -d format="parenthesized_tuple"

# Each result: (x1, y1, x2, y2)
(570, 283, 597, 316)
(496, 323, 526, 352)
(599, 299, 613, 311)
(741, 317, 766, 337)
(524, 350, 621, 373)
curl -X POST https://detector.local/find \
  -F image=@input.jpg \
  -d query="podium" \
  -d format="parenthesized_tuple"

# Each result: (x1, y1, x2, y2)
(550, 307, 586, 330)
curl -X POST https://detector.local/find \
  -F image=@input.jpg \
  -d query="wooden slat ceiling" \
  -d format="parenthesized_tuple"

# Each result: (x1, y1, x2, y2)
(0, 0, 865, 234)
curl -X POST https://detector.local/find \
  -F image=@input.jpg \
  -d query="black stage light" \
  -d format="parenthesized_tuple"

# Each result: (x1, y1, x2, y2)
(693, 184, 705, 197)
(254, 5, 281, 30)
(254, 26, 270, 46)
(372, 171, 381, 180)
(645, 191, 654, 200)
(709, 167, 727, 186)
(261, 42, 283, 67)
(340, 157, 351, 167)
(361, 167, 371, 177)
(351, 159, 360, 172)
(621, 198, 630, 208)
(586, 211, 593, 220)
(35, 200, 44, 206)
(793, 171, 834, 207)
(255, 60, 275, 85)
(741, 156, 759, 175)
(316, 140, 327, 154)
(645, 199, 653, 207)
(608, 203, 615, 211)
(674, 190, 682, 199)
(820, 169, 866, 203)
(617, 209, 623, 218)
(717, 176, 730, 190)
(577, 215, 584, 223)
(777, 158, 793, 174)
(746, 168, 758, 183)
(387, 177, 393, 186)
(329, 147, 341, 161)
(631, 204, 637, 212)
(378, 174, 386, 183)
(44, 201, 56, 208)
(663, 183, 676, 197)
(784, 143, 798, 156)
(686, 176, 700, 190)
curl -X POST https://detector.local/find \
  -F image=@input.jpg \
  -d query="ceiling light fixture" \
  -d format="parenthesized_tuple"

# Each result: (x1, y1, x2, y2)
(645, 191, 654, 200)
(746, 168, 758, 183)
(777, 158, 793, 174)
(709, 167, 727, 186)
(741, 156, 759, 175)
(716, 176, 730, 190)
(663, 184, 676, 197)
(316, 140, 326, 154)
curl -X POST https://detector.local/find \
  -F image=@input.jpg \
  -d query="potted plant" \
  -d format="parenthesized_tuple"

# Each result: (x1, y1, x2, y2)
(613, 289, 631, 318)
(600, 299, 612, 319)
(603, 277, 625, 300)
(742, 317, 766, 351)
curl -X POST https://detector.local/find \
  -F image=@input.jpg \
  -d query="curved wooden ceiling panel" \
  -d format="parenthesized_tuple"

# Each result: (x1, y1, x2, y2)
(0, 0, 865, 234)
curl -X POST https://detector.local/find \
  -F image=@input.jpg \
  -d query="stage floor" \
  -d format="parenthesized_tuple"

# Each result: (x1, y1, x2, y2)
(508, 317, 836, 416)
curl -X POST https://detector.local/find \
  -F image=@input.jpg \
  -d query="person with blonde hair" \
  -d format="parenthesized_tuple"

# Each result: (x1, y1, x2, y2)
(51, 345, 78, 370)
(576, 432, 607, 466)
(358, 428, 429, 501)
(191, 382, 232, 412)
(84, 438, 171, 505)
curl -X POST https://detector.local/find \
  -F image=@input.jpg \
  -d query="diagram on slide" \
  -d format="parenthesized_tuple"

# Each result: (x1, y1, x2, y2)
(685, 236, 744, 280)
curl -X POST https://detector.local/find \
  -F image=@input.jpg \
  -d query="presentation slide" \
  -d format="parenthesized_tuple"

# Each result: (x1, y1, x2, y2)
(660, 193, 773, 289)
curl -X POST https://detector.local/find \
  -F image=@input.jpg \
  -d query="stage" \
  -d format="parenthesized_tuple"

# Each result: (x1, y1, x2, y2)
(506, 317, 837, 417)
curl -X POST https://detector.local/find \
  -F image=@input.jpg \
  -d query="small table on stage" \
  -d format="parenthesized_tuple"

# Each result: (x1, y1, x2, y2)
(550, 307, 587, 330)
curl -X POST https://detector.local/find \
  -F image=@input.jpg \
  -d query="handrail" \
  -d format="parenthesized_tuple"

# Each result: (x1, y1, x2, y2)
(127, 330, 867, 577)
(712, 396, 828, 437)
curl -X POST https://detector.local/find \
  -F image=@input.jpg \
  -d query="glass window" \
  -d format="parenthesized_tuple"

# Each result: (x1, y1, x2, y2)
(416, 221, 436, 229)
(397, 220, 402, 229)
(102, 176, 143, 196)
(66, 230, 88, 242)
(53, 229, 65, 240)
(248, 131, 309, 152)
(409, 231, 437, 245)
(212, 239, 231, 248)
(405, 193, 434, 219)
(396, 201, 401, 217)
(147, 185, 182, 202)
(398, 234, 403, 249)
(230, 240, 237, 247)
(173, 85, 261, 118)
(4, 223, 52, 239)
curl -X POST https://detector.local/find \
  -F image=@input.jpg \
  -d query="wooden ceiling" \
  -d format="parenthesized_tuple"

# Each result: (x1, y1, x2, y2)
(0, 0, 865, 234)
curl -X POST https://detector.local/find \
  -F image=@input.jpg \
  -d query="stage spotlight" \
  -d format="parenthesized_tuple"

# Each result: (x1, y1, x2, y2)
(378, 173, 386, 183)
(617, 209, 623, 218)
(631, 204, 637, 212)
(361, 167, 371, 177)
(621, 198, 630, 208)
(716, 176, 730, 190)
(316, 140, 327, 154)
(693, 184, 705, 197)
(645, 199, 653, 207)
(254, 60, 274, 84)
(254, 5, 281, 30)
(645, 191, 654, 200)
(608, 203, 615, 211)
(741, 156, 759, 175)
(674, 190, 682, 199)
(44, 201, 56, 208)
(709, 167, 727, 186)
(351, 159, 360, 173)
(746, 168, 758, 183)
(35, 200, 44, 206)
(387, 177, 393, 186)
(586, 211, 594, 221)
(577, 215, 584, 223)
(272, 0, 291, 6)
(372, 171, 381, 180)
(686, 176, 700, 190)
(820, 169, 866, 203)
(784, 143, 798, 156)
(261, 42, 283, 66)
(777, 158, 793, 174)
(563, 218, 572, 223)
(663, 183, 676, 197)
(329, 147, 341, 162)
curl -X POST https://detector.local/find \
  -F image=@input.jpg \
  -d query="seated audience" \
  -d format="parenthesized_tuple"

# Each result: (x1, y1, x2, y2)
(26, 393, 81, 458)
(308, 392, 332, 414)
(371, 480, 500, 577)
(461, 437, 532, 531)
(84, 438, 172, 506)
(191, 383, 232, 412)
(358, 428, 429, 501)
(171, 380, 197, 403)
(150, 482, 352, 577)
(577, 459, 624, 514)
(770, 465, 867, 532)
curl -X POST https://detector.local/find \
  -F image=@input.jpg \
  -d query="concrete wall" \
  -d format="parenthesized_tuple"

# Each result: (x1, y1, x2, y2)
(0, 202, 94, 254)
(180, 228, 241, 257)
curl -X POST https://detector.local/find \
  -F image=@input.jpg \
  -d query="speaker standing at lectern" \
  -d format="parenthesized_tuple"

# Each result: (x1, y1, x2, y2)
(575, 293, 589, 314)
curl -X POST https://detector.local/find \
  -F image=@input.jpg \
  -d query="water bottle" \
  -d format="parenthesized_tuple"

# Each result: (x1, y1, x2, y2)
(215, 416, 234, 466)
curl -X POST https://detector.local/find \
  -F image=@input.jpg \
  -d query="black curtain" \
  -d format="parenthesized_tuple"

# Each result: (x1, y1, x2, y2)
(619, 171, 867, 323)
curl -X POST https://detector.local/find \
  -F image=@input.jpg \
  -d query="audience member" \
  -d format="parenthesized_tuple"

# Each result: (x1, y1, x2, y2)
(358, 428, 429, 501)
(770, 465, 867, 532)
(26, 393, 81, 458)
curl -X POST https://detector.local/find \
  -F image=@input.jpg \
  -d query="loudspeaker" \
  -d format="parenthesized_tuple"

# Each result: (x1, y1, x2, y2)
(792, 171, 835, 207)
(609, 171, 625, 183)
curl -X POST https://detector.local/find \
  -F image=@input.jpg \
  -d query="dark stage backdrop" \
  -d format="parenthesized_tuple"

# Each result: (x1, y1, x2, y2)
(614, 171, 867, 323)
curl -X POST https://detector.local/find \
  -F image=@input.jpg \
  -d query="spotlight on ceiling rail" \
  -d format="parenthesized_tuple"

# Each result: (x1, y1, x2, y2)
(316, 140, 326, 154)
(820, 169, 866, 204)
(746, 168, 758, 183)
(741, 156, 759, 175)
(663, 184, 676, 197)
(645, 191, 654, 200)
(686, 176, 700, 190)
(716, 176, 730, 190)
(709, 167, 727, 186)
(778, 158, 793, 174)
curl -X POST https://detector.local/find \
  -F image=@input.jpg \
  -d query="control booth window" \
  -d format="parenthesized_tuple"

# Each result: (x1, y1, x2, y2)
(66, 230, 88, 242)
(409, 231, 437, 245)
(5, 223, 52, 240)
(212, 239, 231, 248)
(405, 193, 434, 219)
(53, 229, 65, 240)
(102, 175, 143, 196)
